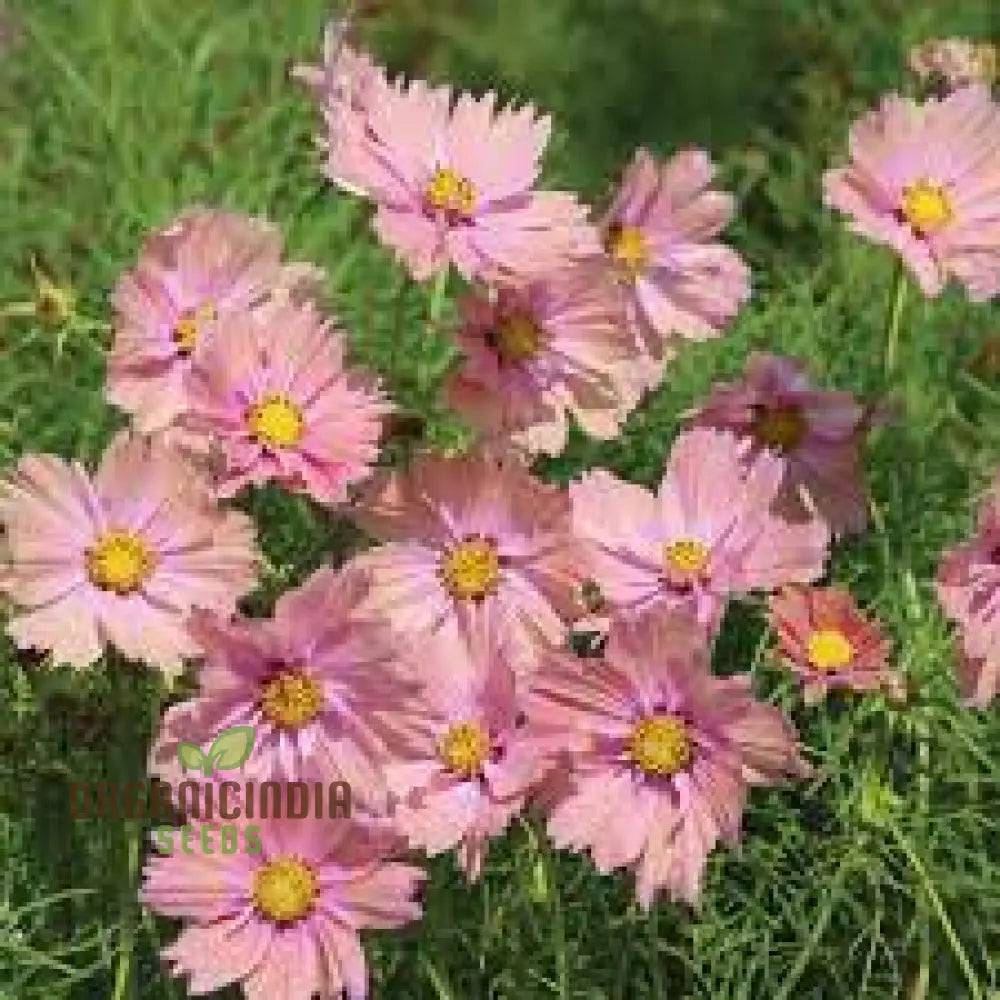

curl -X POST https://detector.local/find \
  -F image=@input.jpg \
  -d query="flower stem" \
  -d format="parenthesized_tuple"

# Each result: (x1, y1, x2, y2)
(891, 825, 983, 1000)
(419, 952, 457, 1000)
(647, 903, 665, 997)
(428, 267, 449, 329)
(110, 820, 140, 1000)
(521, 816, 569, 1000)
(883, 260, 909, 379)
(774, 845, 858, 1000)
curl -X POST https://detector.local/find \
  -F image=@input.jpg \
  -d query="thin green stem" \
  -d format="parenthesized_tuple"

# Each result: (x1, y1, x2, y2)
(420, 952, 457, 1000)
(647, 903, 665, 997)
(109, 821, 140, 1000)
(914, 719, 931, 999)
(883, 260, 909, 379)
(891, 826, 983, 1000)
(428, 267, 449, 329)
(521, 816, 569, 1000)
(774, 846, 858, 1000)
(541, 826, 569, 1000)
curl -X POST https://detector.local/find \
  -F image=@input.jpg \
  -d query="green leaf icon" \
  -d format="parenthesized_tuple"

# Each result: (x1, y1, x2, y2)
(177, 742, 208, 772)
(206, 726, 256, 775)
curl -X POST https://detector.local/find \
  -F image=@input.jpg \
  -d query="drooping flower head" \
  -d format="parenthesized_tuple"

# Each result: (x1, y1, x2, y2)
(937, 471, 1000, 707)
(326, 81, 599, 282)
(150, 565, 423, 808)
(688, 353, 873, 535)
(568, 427, 830, 633)
(348, 447, 573, 673)
(525, 612, 809, 908)
(599, 148, 751, 394)
(909, 38, 997, 95)
(824, 85, 1000, 301)
(141, 811, 424, 1000)
(386, 606, 551, 879)
(768, 586, 903, 703)
(0, 432, 257, 674)
(292, 16, 388, 167)
(182, 300, 390, 504)
(108, 208, 322, 432)
(292, 16, 380, 107)
(447, 262, 639, 456)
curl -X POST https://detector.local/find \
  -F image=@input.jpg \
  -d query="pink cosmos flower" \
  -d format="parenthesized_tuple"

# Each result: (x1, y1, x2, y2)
(599, 148, 751, 394)
(568, 427, 830, 633)
(326, 81, 599, 282)
(768, 586, 904, 703)
(141, 812, 424, 1000)
(446, 262, 638, 456)
(349, 447, 572, 673)
(385, 607, 551, 879)
(525, 612, 809, 908)
(181, 300, 390, 504)
(0, 432, 257, 674)
(938, 473, 1000, 707)
(823, 85, 1000, 300)
(107, 208, 322, 433)
(687, 353, 873, 535)
(909, 38, 997, 94)
(149, 565, 423, 808)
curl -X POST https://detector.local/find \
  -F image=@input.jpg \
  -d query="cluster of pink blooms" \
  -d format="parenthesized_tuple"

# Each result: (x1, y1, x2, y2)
(2, 20, 1000, 1000)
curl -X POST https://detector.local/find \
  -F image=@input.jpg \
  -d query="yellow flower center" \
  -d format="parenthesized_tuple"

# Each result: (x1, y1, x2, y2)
(627, 715, 692, 776)
(260, 671, 324, 729)
(806, 628, 854, 673)
(172, 301, 216, 356)
(607, 224, 647, 280)
(252, 857, 318, 923)
(752, 404, 807, 452)
(491, 312, 544, 363)
(440, 537, 502, 601)
(438, 720, 491, 778)
(425, 167, 476, 216)
(662, 538, 709, 580)
(85, 530, 157, 594)
(247, 393, 305, 448)
(901, 179, 953, 236)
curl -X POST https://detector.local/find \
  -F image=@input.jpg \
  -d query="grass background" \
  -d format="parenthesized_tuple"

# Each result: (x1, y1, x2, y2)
(1, 0, 1000, 996)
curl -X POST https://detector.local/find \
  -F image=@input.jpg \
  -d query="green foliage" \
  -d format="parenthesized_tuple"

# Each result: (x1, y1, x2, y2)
(0, 0, 999, 998)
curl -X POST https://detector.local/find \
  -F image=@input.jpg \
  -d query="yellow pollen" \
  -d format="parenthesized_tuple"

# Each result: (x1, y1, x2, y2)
(425, 167, 476, 216)
(752, 404, 807, 452)
(806, 628, 854, 673)
(172, 301, 216, 356)
(607, 224, 647, 280)
(663, 538, 709, 579)
(440, 538, 501, 601)
(901, 179, 953, 236)
(246, 393, 305, 448)
(260, 671, 324, 729)
(85, 530, 157, 594)
(438, 720, 490, 778)
(627, 715, 692, 776)
(492, 312, 544, 363)
(252, 857, 318, 923)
